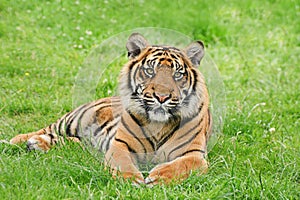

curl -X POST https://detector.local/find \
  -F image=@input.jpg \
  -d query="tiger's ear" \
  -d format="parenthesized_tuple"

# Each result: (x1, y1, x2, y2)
(185, 41, 205, 67)
(126, 33, 149, 59)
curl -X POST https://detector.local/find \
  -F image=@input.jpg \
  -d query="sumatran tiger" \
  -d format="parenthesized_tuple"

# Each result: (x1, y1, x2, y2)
(10, 33, 212, 185)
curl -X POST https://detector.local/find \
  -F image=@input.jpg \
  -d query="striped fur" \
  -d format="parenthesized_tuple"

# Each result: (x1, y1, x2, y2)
(10, 33, 212, 185)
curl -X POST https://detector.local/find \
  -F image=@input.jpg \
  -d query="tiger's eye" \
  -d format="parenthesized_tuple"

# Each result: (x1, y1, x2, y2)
(145, 68, 154, 75)
(174, 72, 183, 79)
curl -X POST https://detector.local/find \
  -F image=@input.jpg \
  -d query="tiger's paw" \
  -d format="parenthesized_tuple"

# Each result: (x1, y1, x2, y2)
(27, 135, 51, 151)
(111, 169, 145, 185)
(145, 163, 184, 186)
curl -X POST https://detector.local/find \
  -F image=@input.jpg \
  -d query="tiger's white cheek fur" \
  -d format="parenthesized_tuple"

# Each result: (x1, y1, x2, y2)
(181, 95, 198, 117)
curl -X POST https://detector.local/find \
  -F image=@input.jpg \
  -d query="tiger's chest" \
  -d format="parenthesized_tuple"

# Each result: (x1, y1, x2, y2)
(76, 96, 202, 165)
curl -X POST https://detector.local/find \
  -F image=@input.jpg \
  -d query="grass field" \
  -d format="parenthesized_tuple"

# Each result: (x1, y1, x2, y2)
(0, 0, 299, 199)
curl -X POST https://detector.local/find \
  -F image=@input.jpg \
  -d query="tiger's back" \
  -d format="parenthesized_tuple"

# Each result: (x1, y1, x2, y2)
(55, 96, 122, 152)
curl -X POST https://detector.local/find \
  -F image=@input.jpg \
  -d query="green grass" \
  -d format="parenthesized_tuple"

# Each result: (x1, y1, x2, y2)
(0, 0, 299, 199)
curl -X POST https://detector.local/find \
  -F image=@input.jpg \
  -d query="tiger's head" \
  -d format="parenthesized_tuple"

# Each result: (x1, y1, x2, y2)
(119, 33, 208, 122)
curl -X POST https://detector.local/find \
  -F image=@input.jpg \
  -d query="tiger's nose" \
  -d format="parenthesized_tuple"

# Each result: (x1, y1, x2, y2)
(153, 92, 170, 103)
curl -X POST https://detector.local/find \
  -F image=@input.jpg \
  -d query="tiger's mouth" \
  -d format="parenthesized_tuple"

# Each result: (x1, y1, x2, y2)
(131, 85, 181, 122)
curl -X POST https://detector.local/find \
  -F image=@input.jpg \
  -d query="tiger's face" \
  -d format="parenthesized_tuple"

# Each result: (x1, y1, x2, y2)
(119, 33, 206, 122)
(130, 48, 195, 122)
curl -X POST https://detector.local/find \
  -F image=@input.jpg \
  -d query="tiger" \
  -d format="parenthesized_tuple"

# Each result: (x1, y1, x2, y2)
(10, 33, 212, 185)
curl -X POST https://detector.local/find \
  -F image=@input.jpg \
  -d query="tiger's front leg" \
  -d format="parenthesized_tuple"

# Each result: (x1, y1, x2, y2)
(145, 153, 208, 185)
(105, 138, 144, 184)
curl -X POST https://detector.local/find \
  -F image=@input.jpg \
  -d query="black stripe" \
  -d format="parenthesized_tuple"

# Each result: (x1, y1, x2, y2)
(75, 104, 112, 136)
(47, 124, 52, 131)
(159, 57, 165, 62)
(156, 123, 180, 150)
(93, 120, 110, 136)
(175, 61, 181, 71)
(154, 52, 163, 57)
(51, 124, 57, 134)
(170, 62, 174, 68)
(57, 109, 76, 133)
(114, 138, 137, 154)
(128, 66, 135, 92)
(148, 59, 156, 68)
(167, 127, 203, 161)
(141, 58, 146, 66)
(63, 98, 120, 136)
(128, 111, 156, 151)
(178, 112, 197, 131)
(170, 54, 178, 59)
(66, 103, 91, 124)
(48, 133, 55, 145)
(178, 116, 203, 140)
(187, 68, 193, 93)
(128, 60, 140, 93)
(104, 120, 120, 151)
(133, 65, 141, 87)
(96, 118, 119, 152)
(191, 68, 198, 92)
(57, 118, 65, 134)
(128, 60, 138, 70)
(66, 102, 108, 136)
(104, 131, 116, 152)
(121, 117, 147, 154)
(65, 118, 76, 136)
(180, 149, 206, 157)
(113, 137, 140, 163)
(207, 109, 211, 128)
(65, 103, 92, 135)
(41, 128, 47, 134)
